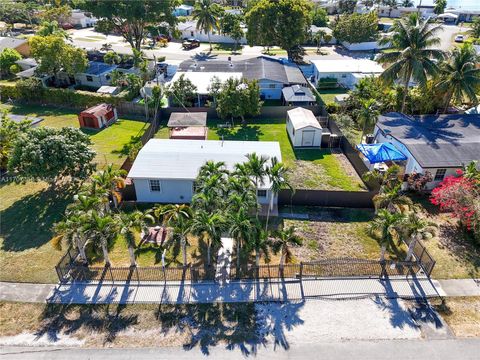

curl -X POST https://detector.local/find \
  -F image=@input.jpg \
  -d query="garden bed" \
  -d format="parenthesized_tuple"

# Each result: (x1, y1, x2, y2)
(155, 118, 366, 191)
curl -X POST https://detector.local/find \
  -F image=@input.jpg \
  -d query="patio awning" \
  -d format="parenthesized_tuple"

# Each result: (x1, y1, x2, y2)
(356, 142, 407, 164)
(438, 13, 458, 19)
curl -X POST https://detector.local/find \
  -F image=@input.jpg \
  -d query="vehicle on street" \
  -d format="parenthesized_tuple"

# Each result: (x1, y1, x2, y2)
(182, 38, 200, 50)
(454, 34, 465, 43)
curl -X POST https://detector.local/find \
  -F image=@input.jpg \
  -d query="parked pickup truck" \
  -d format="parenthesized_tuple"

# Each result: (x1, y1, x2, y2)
(182, 38, 200, 50)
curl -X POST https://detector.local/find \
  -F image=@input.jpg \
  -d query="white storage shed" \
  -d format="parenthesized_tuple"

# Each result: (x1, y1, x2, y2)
(286, 107, 322, 148)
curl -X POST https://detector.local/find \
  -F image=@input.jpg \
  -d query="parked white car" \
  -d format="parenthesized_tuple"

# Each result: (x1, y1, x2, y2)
(454, 34, 465, 43)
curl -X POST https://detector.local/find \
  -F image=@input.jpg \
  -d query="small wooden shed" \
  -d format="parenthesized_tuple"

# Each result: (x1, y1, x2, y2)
(167, 112, 207, 140)
(78, 103, 117, 129)
(286, 107, 322, 148)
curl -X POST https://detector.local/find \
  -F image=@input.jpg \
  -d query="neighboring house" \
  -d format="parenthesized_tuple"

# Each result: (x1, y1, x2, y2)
(311, 59, 383, 89)
(177, 20, 247, 44)
(166, 71, 243, 107)
(68, 9, 97, 28)
(167, 112, 208, 140)
(282, 85, 316, 106)
(286, 107, 322, 148)
(173, 5, 194, 16)
(374, 112, 480, 190)
(178, 56, 307, 100)
(356, 4, 435, 19)
(96, 85, 120, 95)
(0, 36, 29, 56)
(74, 61, 117, 89)
(78, 103, 117, 129)
(127, 139, 282, 212)
(15, 58, 37, 71)
(310, 26, 336, 45)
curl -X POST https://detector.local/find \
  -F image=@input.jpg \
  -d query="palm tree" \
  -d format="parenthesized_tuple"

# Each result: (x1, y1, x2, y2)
(369, 209, 407, 261)
(53, 213, 90, 263)
(402, 213, 438, 261)
(190, 210, 225, 266)
(433, 0, 447, 15)
(400, 0, 414, 7)
(372, 183, 413, 213)
(436, 44, 480, 112)
(192, 0, 223, 51)
(468, 17, 480, 39)
(227, 207, 253, 269)
(265, 157, 292, 229)
(377, 13, 445, 113)
(244, 152, 268, 217)
(357, 98, 380, 143)
(84, 211, 118, 266)
(198, 160, 228, 179)
(154, 204, 192, 226)
(91, 164, 127, 209)
(382, 0, 398, 18)
(272, 226, 303, 267)
(313, 29, 326, 53)
(249, 223, 271, 266)
(172, 215, 193, 267)
(117, 210, 154, 267)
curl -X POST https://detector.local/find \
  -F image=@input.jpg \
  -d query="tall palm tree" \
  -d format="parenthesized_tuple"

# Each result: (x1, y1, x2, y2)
(357, 98, 380, 143)
(117, 210, 154, 267)
(227, 207, 253, 269)
(190, 210, 225, 266)
(313, 29, 326, 53)
(372, 183, 413, 214)
(192, 0, 223, 51)
(53, 213, 90, 263)
(249, 223, 271, 266)
(244, 152, 268, 218)
(265, 157, 292, 229)
(436, 44, 480, 112)
(198, 160, 228, 179)
(272, 226, 303, 267)
(171, 215, 193, 267)
(84, 211, 118, 266)
(377, 13, 445, 113)
(369, 209, 407, 261)
(154, 204, 192, 226)
(402, 213, 438, 261)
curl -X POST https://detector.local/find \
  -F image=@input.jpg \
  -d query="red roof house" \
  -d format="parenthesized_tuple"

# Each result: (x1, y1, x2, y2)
(78, 103, 117, 129)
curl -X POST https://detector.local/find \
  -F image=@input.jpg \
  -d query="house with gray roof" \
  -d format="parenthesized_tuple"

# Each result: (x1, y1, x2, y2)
(282, 85, 315, 106)
(374, 112, 480, 189)
(177, 56, 307, 100)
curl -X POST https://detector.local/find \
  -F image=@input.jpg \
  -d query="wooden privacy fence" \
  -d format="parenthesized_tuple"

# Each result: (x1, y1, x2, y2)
(56, 257, 424, 283)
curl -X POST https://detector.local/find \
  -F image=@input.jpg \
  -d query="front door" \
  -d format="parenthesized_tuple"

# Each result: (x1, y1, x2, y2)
(301, 130, 315, 147)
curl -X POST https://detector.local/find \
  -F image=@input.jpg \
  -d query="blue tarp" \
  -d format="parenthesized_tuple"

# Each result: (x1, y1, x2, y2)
(356, 142, 407, 164)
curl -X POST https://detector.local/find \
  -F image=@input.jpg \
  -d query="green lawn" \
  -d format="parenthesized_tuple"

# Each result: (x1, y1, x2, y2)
(212, 43, 243, 55)
(0, 104, 148, 282)
(155, 118, 365, 191)
(317, 88, 348, 106)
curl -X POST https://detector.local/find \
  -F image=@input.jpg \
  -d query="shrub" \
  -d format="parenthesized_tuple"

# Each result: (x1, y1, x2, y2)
(0, 48, 21, 75)
(317, 77, 338, 89)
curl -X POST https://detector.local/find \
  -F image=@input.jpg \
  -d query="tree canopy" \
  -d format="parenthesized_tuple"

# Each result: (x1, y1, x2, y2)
(245, 0, 313, 61)
(29, 35, 88, 77)
(167, 74, 198, 107)
(82, 0, 179, 50)
(0, 48, 21, 76)
(332, 12, 378, 44)
(311, 5, 328, 27)
(8, 126, 96, 182)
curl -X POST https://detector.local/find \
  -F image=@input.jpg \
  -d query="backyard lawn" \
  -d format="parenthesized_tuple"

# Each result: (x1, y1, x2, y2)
(155, 118, 366, 191)
(0, 103, 149, 282)
(317, 88, 348, 106)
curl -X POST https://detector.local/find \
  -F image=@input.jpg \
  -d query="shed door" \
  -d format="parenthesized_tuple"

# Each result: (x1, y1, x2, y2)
(301, 130, 315, 146)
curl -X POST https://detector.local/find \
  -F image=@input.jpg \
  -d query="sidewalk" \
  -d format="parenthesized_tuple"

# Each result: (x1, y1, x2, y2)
(46, 276, 441, 305)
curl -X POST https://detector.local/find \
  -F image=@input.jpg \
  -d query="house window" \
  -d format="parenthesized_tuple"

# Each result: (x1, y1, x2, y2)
(149, 179, 161, 192)
(105, 75, 111, 80)
(257, 190, 267, 198)
(190, 31, 194, 37)
(86, 75, 93, 82)
(341, 74, 347, 78)
(268, 84, 276, 89)
(434, 169, 447, 181)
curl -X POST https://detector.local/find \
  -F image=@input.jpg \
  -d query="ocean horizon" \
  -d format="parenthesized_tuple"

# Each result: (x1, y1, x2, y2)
(414, 0, 480, 11)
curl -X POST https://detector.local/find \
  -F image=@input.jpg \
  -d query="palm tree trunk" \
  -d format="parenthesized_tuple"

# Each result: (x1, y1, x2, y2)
(405, 237, 417, 261)
(380, 245, 386, 261)
(128, 245, 136, 267)
(400, 69, 413, 113)
(207, 241, 211, 266)
(208, 32, 212, 51)
(77, 239, 87, 264)
(102, 243, 110, 266)
(265, 191, 273, 231)
(236, 240, 241, 269)
(443, 90, 453, 114)
(255, 250, 260, 267)
(280, 249, 286, 268)
(111, 186, 118, 208)
(182, 238, 187, 267)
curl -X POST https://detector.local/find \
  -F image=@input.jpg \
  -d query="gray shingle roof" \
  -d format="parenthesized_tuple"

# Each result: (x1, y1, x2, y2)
(0, 37, 27, 51)
(167, 112, 207, 127)
(377, 112, 480, 169)
(282, 85, 315, 103)
(178, 56, 306, 85)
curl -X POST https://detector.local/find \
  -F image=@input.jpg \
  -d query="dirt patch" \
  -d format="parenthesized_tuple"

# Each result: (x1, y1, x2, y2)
(431, 297, 480, 338)
(288, 160, 333, 190)
(331, 149, 366, 189)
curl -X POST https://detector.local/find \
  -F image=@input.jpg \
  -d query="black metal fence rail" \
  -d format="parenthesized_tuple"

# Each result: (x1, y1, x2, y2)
(404, 238, 436, 277)
(55, 247, 79, 281)
(230, 264, 301, 280)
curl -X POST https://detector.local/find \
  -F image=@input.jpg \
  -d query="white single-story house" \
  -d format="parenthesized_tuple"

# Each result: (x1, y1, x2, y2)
(311, 59, 384, 89)
(173, 5, 194, 16)
(127, 139, 282, 210)
(177, 20, 247, 44)
(177, 56, 307, 101)
(74, 61, 117, 89)
(0, 36, 30, 57)
(15, 58, 37, 71)
(68, 9, 97, 28)
(286, 107, 322, 148)
(166, 71, 243, 106)
(374, 112, 480, 190)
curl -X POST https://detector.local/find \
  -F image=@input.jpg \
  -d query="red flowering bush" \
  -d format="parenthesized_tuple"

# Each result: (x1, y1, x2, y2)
(430, 169, 480, 241)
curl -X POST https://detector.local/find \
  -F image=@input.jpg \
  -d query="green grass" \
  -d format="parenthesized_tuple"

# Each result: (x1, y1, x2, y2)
(0, 104, 148, 282)
(155, 118, 365, 191)
(317, 88, 348, 105)
(212, 43, 243, 54)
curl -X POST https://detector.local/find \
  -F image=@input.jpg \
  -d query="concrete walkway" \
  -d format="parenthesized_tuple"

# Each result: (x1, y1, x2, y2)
(0, 282, 55, 303)
(45, 276, 441, 304)
(434, 278, 480, 297)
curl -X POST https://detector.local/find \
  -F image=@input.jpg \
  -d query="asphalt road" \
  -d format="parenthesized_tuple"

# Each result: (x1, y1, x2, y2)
(1, 339, 479, 359)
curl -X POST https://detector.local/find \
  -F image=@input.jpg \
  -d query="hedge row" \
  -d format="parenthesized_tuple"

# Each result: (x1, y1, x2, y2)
(0, 79, 128, 109)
